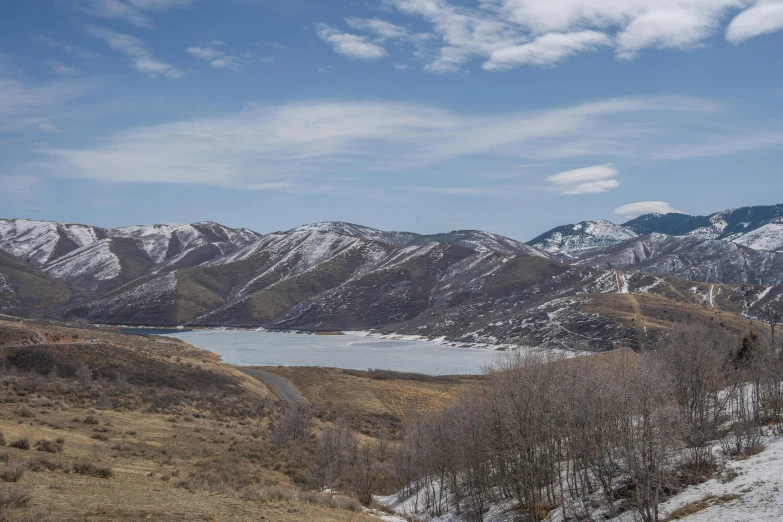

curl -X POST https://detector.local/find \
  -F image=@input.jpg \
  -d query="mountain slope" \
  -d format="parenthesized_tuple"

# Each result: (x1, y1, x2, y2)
(293, 222, 547, 257)
(623, 203, 783, 239)
(527, 220, 638, 256)
(0, 250, 73, 316)
(574, 233, 783, 285)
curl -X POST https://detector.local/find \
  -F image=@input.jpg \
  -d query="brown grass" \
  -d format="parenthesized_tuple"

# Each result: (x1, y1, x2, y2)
(0, 318, 381, 522)
(663, 494, 742, 521)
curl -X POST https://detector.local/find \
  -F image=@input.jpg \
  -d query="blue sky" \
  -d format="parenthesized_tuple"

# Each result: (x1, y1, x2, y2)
(1, 0, 782, 241)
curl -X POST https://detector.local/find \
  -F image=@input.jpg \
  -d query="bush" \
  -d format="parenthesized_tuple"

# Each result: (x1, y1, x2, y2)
(0, 461, 25, 482)
(34, 439, 63, 453)
(73, 462, 113, 479)
(27, 458, 63, 472)
(0, 487, 30, 510)
(8, 440, 29, 451)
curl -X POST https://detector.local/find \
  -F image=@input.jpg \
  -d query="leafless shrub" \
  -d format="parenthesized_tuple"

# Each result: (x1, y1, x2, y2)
(271, 404, 313, 447)
(7, 440, 28, 452)
(0, 487, 30, 510)
(0, 462, 24, 483)
(75, 363, 92, 388)
(34, 439, 62, 453)
(73, 462, 113, 478)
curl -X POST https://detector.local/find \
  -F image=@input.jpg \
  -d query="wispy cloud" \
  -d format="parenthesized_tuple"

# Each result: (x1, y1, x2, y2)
(186, 43, 262, 71)
(316, 24, 387, 60)
(38, 123, 62, 133)
(34, 36, 102, 61)
(0, 76, 93, 133)
(319, 0, 780, 73)
(35, 95, 760, 190)
(414, 186, 508, 195)
(651, 132, 783, 160)
(547, 163, 619, 195)
(615, 201, 681, 219)
(46, 61, 81, 77)
(87, 26, 182, 78)
(485, 31, 610, 69)
(77, 0, 199, 29)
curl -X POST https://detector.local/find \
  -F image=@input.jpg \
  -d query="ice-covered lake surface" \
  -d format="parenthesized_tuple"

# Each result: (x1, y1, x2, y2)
(123, 329, 505, 375)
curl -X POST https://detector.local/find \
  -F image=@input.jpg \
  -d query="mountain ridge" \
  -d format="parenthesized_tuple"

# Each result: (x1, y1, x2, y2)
(1, 210, 781, 350)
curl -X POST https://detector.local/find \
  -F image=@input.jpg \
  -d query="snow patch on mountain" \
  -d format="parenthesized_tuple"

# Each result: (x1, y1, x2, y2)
(528, 220, 638, 255)
(0, 274, 15, 294)
(732, 218, 783, 252)
(0, 219, 62, 266)
(112, 224, 202, 263)
(44, 240, 121, 281)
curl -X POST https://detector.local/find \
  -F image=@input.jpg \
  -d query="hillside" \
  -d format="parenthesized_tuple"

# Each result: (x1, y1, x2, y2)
(0, 251, 74, 317)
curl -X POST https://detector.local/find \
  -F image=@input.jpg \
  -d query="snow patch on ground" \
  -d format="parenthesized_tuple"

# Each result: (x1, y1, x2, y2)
(0, 274, 15, 293)
(656, 434, 783, 522)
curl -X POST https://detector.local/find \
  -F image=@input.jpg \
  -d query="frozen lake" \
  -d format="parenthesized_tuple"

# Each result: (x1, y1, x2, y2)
(122, 329, 504, 375)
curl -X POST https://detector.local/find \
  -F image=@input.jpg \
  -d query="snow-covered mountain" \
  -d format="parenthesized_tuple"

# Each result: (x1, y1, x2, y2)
(0, 219, 262, 270)
(731, 217, 783, 252)
(529, 203, 783, 256)
(527, 220, 638, 256)
(286, 222, 547, 257)
(1, 215, 780, 349)
(574, 233, 783, 285)
(625, 203, 783, 240)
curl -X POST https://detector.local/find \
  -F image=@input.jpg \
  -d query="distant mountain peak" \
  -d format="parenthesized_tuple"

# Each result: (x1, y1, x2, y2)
(527, 220, 637, 255)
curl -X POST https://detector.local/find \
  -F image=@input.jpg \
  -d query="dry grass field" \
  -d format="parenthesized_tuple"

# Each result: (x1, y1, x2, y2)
(253, 366, 473, 437)
(0, 317, 387, 522)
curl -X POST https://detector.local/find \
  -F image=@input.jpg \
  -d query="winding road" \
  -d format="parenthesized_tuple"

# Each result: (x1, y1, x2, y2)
(239, 368, 305, 404)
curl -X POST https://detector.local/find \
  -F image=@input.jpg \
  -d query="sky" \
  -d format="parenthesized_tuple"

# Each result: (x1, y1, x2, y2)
(1, 0, 782, 241)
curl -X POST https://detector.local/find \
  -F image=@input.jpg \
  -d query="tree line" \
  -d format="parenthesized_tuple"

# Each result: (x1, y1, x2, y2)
(273, 325, 782, 522)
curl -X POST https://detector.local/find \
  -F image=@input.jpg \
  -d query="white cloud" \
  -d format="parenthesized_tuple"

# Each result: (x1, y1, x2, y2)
(615, 201, 681, 218)
(36, 95, 740, 189)
(47, 61, 81, 77)
(547, 164, 618, 185)
(186, 46, 224, 60)
(323, 0, 770, 72)
(78, 0, 198, 28)
(485, 31, 610, 69)
(345, 17, 433, 42)
(87, 26, 182, 78)
(316, 24, 388, 60)
(726, 1, 783, 43)
(562, 179, 619, 194)
(38, 123, 62, 133)
(186, 44, 264, 71)
(547, 163, 619, 195)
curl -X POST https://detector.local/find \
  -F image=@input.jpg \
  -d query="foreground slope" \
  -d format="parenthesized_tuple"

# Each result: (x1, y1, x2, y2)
(0, 317, 390, 522)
